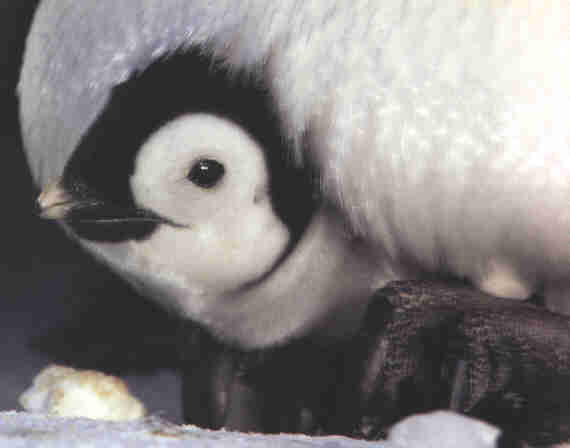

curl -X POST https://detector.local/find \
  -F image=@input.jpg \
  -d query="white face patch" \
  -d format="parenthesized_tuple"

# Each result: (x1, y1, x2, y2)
(131, 114, 267, 225)
(126, 113, 290, 295)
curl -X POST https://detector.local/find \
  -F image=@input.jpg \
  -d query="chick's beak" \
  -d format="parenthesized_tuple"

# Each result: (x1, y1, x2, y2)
(37, 180, 73, 220)
(35, 178, 183, 244)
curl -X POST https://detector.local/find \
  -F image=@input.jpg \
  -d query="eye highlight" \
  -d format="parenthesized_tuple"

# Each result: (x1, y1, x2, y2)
(187, 158, 225, 188)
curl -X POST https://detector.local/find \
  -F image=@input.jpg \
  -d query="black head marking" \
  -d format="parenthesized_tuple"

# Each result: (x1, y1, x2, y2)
(61, 48, 318, 243)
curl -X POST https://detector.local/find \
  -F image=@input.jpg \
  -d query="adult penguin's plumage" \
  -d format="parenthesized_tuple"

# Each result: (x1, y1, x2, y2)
(20, 1, 570, 348)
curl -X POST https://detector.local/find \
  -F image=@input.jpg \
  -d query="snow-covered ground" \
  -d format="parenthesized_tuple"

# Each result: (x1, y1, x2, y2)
(0, 411, 501, 448)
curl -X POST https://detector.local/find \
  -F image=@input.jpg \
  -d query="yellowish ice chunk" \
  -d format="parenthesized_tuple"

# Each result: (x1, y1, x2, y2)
(19, 365, 146, 421)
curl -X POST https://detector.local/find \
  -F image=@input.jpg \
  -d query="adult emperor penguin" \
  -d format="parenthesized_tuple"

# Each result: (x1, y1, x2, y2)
(20, 1, 570, 350)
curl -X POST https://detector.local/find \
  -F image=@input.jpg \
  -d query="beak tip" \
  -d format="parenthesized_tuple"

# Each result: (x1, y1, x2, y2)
(36, 180, 71, 220)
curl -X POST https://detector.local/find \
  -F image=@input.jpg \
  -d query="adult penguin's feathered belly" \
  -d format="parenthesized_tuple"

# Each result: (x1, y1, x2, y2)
(266, 0, 570, 306)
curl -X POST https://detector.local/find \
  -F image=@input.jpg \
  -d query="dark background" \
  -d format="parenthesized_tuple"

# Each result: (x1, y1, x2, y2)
(0, 1, 183, 422)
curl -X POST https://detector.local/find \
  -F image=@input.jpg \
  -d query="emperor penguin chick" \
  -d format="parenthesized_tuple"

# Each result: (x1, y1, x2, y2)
(38, 112, 383, 348)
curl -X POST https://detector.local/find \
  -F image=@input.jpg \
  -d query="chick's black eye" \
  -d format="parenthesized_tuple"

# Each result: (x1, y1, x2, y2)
(187, 158, 225, 188)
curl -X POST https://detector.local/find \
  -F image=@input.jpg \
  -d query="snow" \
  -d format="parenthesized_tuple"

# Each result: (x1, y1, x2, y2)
(0, 411, 501, 448)
(388, 412, 500, 448)
(0, 411, 383, 448)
